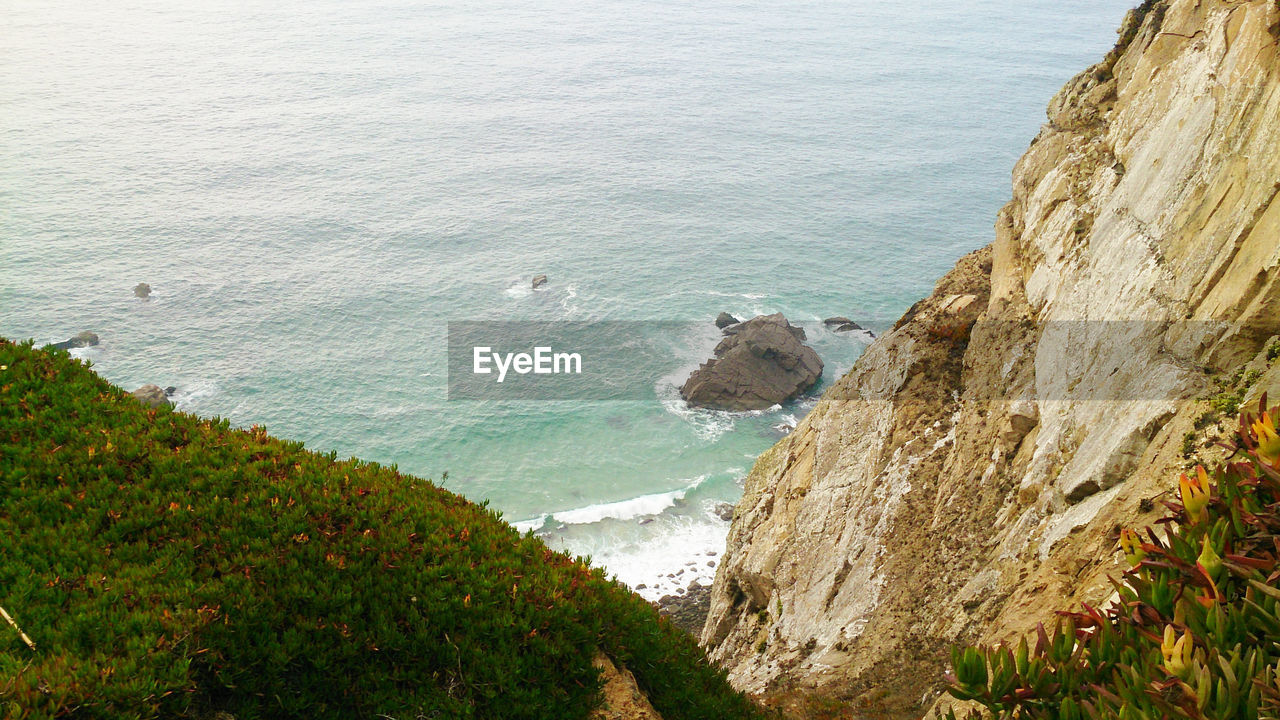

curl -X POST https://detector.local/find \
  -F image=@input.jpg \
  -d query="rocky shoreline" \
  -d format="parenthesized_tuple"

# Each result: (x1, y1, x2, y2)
(655, 583, 712, 636)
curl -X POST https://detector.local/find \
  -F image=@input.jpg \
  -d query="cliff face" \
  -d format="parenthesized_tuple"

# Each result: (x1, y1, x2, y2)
(702, 0, 1280, 714)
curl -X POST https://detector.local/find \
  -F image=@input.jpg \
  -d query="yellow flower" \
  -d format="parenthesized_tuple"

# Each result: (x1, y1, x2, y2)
(1119, 528, 1146, 567)
(1252, 412, 1280, 466)
(1179, 466, 1211, 524)
(1161, 625, 1193, 679)
(1197, 535, 1223, 580)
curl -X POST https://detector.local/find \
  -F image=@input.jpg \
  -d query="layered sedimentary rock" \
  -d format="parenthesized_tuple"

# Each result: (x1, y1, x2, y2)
(702, 1, 1280, 715)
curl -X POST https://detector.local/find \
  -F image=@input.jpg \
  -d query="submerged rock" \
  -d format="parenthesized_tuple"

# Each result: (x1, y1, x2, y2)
(715, 312, 740, 329)
(131, 384, 173, 409)
(134, 283, 152, 298)
(824, 316, 865, 333)
(49, 331, 99, 351)
(680, 313, 822, 411)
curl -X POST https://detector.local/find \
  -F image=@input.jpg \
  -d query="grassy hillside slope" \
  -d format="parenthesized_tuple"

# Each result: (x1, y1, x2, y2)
(0, 338, 765, 720)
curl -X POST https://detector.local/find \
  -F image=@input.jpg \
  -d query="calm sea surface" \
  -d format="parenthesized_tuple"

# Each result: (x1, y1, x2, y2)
(1, 0, 1134, 597)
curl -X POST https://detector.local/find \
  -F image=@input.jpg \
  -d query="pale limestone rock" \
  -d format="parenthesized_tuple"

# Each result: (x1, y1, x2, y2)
(702, 1, 1280, 715)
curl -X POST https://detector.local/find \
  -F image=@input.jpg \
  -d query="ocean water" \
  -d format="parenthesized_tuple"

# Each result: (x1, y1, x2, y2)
(2, 0, 1134, 599)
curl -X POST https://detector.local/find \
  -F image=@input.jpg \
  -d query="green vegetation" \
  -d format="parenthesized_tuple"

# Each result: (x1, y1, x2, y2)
(1201, 366, 1263, 425)
(1181, 431, 1197, 458)
(0, 339, 766, 720)
(943, 398, 1280, 719)
(1097, 0, 1165, 81)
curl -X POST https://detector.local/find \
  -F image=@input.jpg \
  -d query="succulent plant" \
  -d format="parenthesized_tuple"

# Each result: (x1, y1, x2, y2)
(1179, 465, 1212, 525)
(941, 395, 1280, 720)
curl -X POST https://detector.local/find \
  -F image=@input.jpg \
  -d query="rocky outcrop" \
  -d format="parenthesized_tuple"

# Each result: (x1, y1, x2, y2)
(716, 312, 740, 329)
(703, 1, 1280, 715)
(824, 317, 871, 335)
(681, 314, 823, 411)
(131, 385, 173, 409)
(590, 654, 664, 720)
(49, 331, 99, 350)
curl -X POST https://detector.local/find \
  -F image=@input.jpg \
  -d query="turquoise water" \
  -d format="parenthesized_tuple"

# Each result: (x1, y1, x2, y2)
(2, 0, 1133, 598)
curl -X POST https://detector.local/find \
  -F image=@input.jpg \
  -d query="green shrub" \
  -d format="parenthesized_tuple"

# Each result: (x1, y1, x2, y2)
(941, 397, 1280, 719)
(0, 339, 766, 720)
(1181, 431, 1196, 458)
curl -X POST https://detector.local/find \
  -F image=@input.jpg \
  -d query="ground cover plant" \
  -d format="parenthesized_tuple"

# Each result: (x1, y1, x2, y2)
(944, 395, 1280, 719)
(0, 338, 766, 720)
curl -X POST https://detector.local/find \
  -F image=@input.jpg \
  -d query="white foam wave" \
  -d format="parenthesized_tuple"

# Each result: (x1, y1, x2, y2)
(171, 380, 218, 412)
(656, 380, 735, 442)
(552, 477, 706, 525)
(773, 413, 798, 435)
(697, 290, 768, 301)
(511, 515, 548, 533)
(580, 514, 729, 601)
(66, 345, 102, 362)
(558, 284, 580, 315)
(503, 280, 533, 299)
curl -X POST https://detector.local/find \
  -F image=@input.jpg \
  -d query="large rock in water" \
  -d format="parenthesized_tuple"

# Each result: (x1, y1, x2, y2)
(49, 331, 99, 350)
(680, 313, 821, 411)
(131, 385, 173, 409)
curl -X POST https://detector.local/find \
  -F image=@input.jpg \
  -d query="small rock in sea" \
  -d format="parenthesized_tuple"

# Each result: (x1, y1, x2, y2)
(638, 517, 655, 525)
(835, 322, 864, 333)
(532, 274, 548, 289)
(708, 551, 717, 557)
(715, 311, 740, 329)
(49, 331, 99, 351)
(134, 283, 152, 299)
(163, 386, 177, 397)
(131, 384, 173, 409)
(635, 584, 646, 590)
(685, 561, 695, 566)
(687, 580, 702, 590)
(712, 502, 735, 522)
(708, 561, 716, 567)
(823, 316, 853, 326)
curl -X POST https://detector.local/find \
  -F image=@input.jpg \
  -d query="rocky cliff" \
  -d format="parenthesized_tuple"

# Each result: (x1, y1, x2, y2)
(701, 1, 1280, 715)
